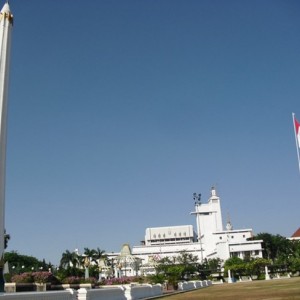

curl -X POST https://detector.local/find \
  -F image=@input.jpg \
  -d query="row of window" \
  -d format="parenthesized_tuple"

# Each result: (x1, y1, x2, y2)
(219, 234, 246, 240)
(152, 232, 188, 239)
(231, 250, 260, 257)
(149, 237, 192, 244)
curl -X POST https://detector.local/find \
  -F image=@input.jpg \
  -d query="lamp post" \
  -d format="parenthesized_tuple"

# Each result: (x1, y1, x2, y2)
(193, 193, 204, 263)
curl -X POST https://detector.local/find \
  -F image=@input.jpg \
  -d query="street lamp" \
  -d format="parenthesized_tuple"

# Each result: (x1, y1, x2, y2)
(193, 193, 201, 205)
(193, 192, 203, 263)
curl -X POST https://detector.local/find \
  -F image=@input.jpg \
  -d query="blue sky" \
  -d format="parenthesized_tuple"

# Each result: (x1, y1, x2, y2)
(4, 0, 300, 265)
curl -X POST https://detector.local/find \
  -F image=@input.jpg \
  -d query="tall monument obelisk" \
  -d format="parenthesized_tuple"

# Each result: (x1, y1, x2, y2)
(0, 1, 13, 293)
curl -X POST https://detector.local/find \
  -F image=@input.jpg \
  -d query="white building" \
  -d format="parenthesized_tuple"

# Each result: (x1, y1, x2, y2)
(131, 187, 263, 275)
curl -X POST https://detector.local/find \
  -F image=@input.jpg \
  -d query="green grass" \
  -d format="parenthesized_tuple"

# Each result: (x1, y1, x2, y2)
(159, 277, 300, 300)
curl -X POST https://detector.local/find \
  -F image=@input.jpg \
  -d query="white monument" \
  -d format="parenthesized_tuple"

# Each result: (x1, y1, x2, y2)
(0, 1, 13, 293)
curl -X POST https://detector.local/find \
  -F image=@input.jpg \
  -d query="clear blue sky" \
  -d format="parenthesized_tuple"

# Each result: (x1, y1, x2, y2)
(4, 0, 300, 265)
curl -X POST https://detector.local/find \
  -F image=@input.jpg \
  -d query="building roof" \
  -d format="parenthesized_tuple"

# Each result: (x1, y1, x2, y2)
(291, 227, 300, 238)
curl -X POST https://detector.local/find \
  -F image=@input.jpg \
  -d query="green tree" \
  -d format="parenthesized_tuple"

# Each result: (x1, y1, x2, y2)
(83, 247, 107, 279)
(289, 257, 300, 274)
(154, 252, 199, 288)
(252, 233, 291, 262)
(155, 257, 173, 276)
(155, 256, 182, 288)
(60, 250, 78, 269)
(82, 248, 96, 266)
(93, 248, 106, 261)
(176, 251, 198, 280)
(59, 250, 82, 277)
(93, 247, 107, 272)
(224, 256, 246, 278)
(4, 251, 45, 273)
(245, 258, 270, 278)
(207, 258, 222, 272)
(197, 258, 223, 280)
(286, 240, 300, 274)
(290, 240, 300, 259)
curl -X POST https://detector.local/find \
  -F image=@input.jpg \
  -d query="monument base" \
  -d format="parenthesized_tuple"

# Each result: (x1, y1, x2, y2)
(0, 266, 5, 292)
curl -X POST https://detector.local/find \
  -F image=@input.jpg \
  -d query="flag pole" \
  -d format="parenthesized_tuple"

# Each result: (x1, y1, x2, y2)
(292, 113, 300, 173)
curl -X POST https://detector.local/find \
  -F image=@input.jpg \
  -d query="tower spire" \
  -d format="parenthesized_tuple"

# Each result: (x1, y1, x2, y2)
(226, 213, 233, 231)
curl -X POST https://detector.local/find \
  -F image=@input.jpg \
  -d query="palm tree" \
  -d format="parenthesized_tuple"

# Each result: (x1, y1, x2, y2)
(60, 250, 80, 269)
(82, 248, 97, 266)
(92, 248, 108, 279)
(94, 248, 106, 262)
(81, 247, 107, 279)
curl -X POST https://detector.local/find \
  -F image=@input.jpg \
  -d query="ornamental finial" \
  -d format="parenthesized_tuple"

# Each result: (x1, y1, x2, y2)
(0, 2, 13, 25)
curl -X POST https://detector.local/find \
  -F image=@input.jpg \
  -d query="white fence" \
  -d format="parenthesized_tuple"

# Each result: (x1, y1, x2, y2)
(178, 280, 212, 291)
(0, 289, 76, 300)
(0, 281, 210, 300)
(77, 284, 162, 300)
(77, 286, 126, 300)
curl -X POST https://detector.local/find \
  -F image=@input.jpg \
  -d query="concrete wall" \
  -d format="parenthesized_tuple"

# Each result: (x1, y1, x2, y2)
(77, 284, 162, 300)
(0, 281, 207, 299)
(0, 289, 77, 299)
(77, 286, 126, 300)
(178, 280, 212, 291)
(124, 284, 162, 299)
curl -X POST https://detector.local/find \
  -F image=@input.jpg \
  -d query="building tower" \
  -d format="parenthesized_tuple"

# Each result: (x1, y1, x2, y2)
(191, 187, 223, 258)
(0, 1, 13, 293)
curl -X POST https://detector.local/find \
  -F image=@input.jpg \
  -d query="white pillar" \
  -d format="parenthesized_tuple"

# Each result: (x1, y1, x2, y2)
(0, 3, 13, 293)
(228, 269, 233, 283)
(265, 266, 270, 280)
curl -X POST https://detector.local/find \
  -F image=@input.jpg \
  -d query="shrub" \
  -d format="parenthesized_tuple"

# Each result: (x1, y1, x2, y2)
(32, 271, 52, 283)
(11, 272, 33, 283)
(62, 276, 81, 284)
(104, 276, 131, 285)
(257, 273, 265, 280)
(148, 274, 165, 284)
(81, 277, 97, 284)
(4, 273, 11, 283)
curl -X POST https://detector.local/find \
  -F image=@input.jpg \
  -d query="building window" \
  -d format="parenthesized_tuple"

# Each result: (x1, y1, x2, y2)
(243, 235, 245, 238)
(231, 236, 234, 239)
(219, 237, 222, 240)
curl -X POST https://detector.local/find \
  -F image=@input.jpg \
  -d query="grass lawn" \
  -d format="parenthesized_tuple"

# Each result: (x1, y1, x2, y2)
(160, 277, 300, 300)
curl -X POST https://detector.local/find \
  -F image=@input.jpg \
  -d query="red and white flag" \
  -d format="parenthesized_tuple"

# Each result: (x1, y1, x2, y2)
(295, 117, 300, 147)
